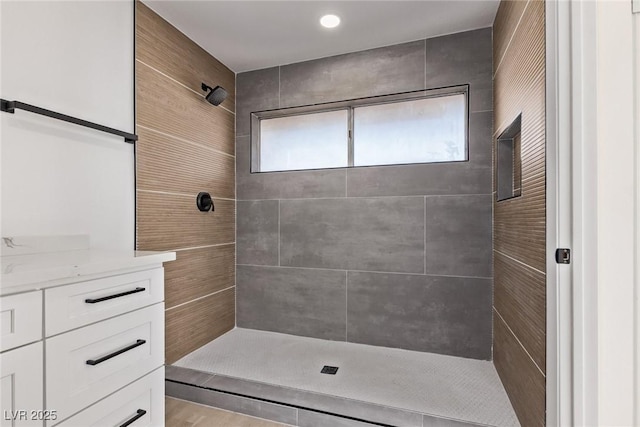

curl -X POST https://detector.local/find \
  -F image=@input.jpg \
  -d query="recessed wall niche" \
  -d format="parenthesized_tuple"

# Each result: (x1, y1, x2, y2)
(496, 114, 522, 201)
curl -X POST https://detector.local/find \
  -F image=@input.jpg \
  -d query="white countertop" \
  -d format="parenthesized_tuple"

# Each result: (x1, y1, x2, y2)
(1, 249, 176, 296)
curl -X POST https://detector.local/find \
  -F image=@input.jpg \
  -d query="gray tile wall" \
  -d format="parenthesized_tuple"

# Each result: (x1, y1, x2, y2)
(235, 28, 493, 360)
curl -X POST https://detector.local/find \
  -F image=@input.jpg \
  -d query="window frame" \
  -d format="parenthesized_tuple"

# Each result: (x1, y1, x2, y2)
(250, 84, 469, 173)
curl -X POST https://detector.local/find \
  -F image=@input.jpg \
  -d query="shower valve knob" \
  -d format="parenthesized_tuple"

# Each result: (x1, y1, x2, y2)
(197, 192, 214, 212)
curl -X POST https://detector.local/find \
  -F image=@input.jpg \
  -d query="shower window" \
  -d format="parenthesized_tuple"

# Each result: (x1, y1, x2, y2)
(250, 85, 468, 173)
(258, 110, 348, 172)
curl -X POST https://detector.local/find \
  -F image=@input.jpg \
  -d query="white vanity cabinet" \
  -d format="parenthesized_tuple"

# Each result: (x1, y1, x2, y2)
(0, 290, 43, 427)
(0, 343, 44, 427)
(0, 248, 175, 427)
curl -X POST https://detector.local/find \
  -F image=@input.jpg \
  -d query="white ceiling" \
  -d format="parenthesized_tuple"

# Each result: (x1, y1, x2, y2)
(143, 1, 500, 73)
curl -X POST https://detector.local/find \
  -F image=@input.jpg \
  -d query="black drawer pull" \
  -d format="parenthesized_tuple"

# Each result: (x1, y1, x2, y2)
(86, 339, 146, 366)
(85, 287, 146, 304)
(119, 409, 147, 427)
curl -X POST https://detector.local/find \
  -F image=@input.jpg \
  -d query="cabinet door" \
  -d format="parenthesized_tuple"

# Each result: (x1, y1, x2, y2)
(0, 342, 43, 427)
(45, 268, 164, 336)
(54, 367, 164, 427)
(46, 303, 164, 423)
(0, 291, 42, 352)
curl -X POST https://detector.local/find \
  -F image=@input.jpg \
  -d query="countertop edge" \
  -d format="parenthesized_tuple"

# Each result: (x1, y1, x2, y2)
(1, 250, 177, 296)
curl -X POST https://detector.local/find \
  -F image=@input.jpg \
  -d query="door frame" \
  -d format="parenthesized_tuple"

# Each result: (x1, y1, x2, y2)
(545, 1, 577, 424)
(547, 1, 639, 425)
(546, 1, 600, 424)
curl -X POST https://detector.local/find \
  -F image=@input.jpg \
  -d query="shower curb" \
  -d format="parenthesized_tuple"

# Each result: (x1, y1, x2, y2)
(165, 365, 485, 427)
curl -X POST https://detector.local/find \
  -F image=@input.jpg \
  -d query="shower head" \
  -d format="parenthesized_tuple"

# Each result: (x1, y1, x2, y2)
(201, 83, 228, 106)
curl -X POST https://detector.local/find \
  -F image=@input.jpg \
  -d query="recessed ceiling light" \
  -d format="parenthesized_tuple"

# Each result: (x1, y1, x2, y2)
(320, 14, 340, 29)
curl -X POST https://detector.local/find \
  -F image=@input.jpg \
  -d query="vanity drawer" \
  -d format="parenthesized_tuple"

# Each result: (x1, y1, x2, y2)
(46, 303, 164, 423)
(54, 367, 164, 427)
(45, 268, 163, 336)
(0, 291, 42, 352)
(0, 342, 43, 427)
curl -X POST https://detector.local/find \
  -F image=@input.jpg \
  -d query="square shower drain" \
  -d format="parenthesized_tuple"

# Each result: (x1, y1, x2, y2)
(321, 365, 339, 375)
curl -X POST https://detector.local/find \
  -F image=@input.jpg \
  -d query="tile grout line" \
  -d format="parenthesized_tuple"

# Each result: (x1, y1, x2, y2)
(493, 248, 545, 276)
(234, 77, 238, 329)
(424, 38, 427, 89)
(237, 194, 493, 203)
(278, 66, 281, 109)
(494, 308, 546, 378)
(493, 0, 531, 77)
(136, 59, 235, 116)
(174, 242, 235, 252)
(234, 70, 238, 330)
(137, 188, 235, 201)
(137, 124, 235, 159)
(237, 263, 492, 280)
(345, 270, 349, 342)
(345, 168, 348, 197)
(424, 196, 427, 275)
(165, 285, 235, 312)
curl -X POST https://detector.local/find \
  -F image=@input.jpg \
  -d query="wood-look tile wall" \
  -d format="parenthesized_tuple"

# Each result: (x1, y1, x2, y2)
(492, 1, 546, 426)
(135, 1, 236, 365)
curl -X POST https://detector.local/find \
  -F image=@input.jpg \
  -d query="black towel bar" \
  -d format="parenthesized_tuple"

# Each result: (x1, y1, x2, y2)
(0, 98, 137, 143)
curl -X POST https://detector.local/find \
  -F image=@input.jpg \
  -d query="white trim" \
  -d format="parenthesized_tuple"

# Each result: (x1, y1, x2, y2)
(546, 2, 574, 424)
(635, 9, 640, 425)
(569, 1, 600, 424)
(558, 1, 639, 424)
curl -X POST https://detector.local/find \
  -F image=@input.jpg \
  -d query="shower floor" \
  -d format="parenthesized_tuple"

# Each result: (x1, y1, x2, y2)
(172, 328, 519, 427)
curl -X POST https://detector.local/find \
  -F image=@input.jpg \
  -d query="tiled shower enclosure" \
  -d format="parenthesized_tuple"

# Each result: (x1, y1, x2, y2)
(235, 28, 494, 360)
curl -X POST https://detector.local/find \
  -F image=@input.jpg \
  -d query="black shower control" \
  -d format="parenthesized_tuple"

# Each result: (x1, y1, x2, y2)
(197, 192, 214, 212)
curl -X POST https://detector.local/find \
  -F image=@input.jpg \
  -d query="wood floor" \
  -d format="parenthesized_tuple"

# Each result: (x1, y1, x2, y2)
(165, 397, 288, 427)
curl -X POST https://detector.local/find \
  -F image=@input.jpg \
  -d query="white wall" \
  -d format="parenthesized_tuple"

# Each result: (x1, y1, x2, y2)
(0, 1, 135, 250)
(636, 7, 640, 425)
(593, 1, 637, 425)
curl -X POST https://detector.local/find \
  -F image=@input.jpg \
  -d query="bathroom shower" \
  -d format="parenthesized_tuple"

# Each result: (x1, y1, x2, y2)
(201, 83, 227, 106)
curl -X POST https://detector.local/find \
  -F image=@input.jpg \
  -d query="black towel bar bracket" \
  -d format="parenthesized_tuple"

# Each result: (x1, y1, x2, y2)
(0, 98, 138, 143)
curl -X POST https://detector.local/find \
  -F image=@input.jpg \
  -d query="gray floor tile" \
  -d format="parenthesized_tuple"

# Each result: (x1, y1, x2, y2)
(174, 329, 519, 426)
